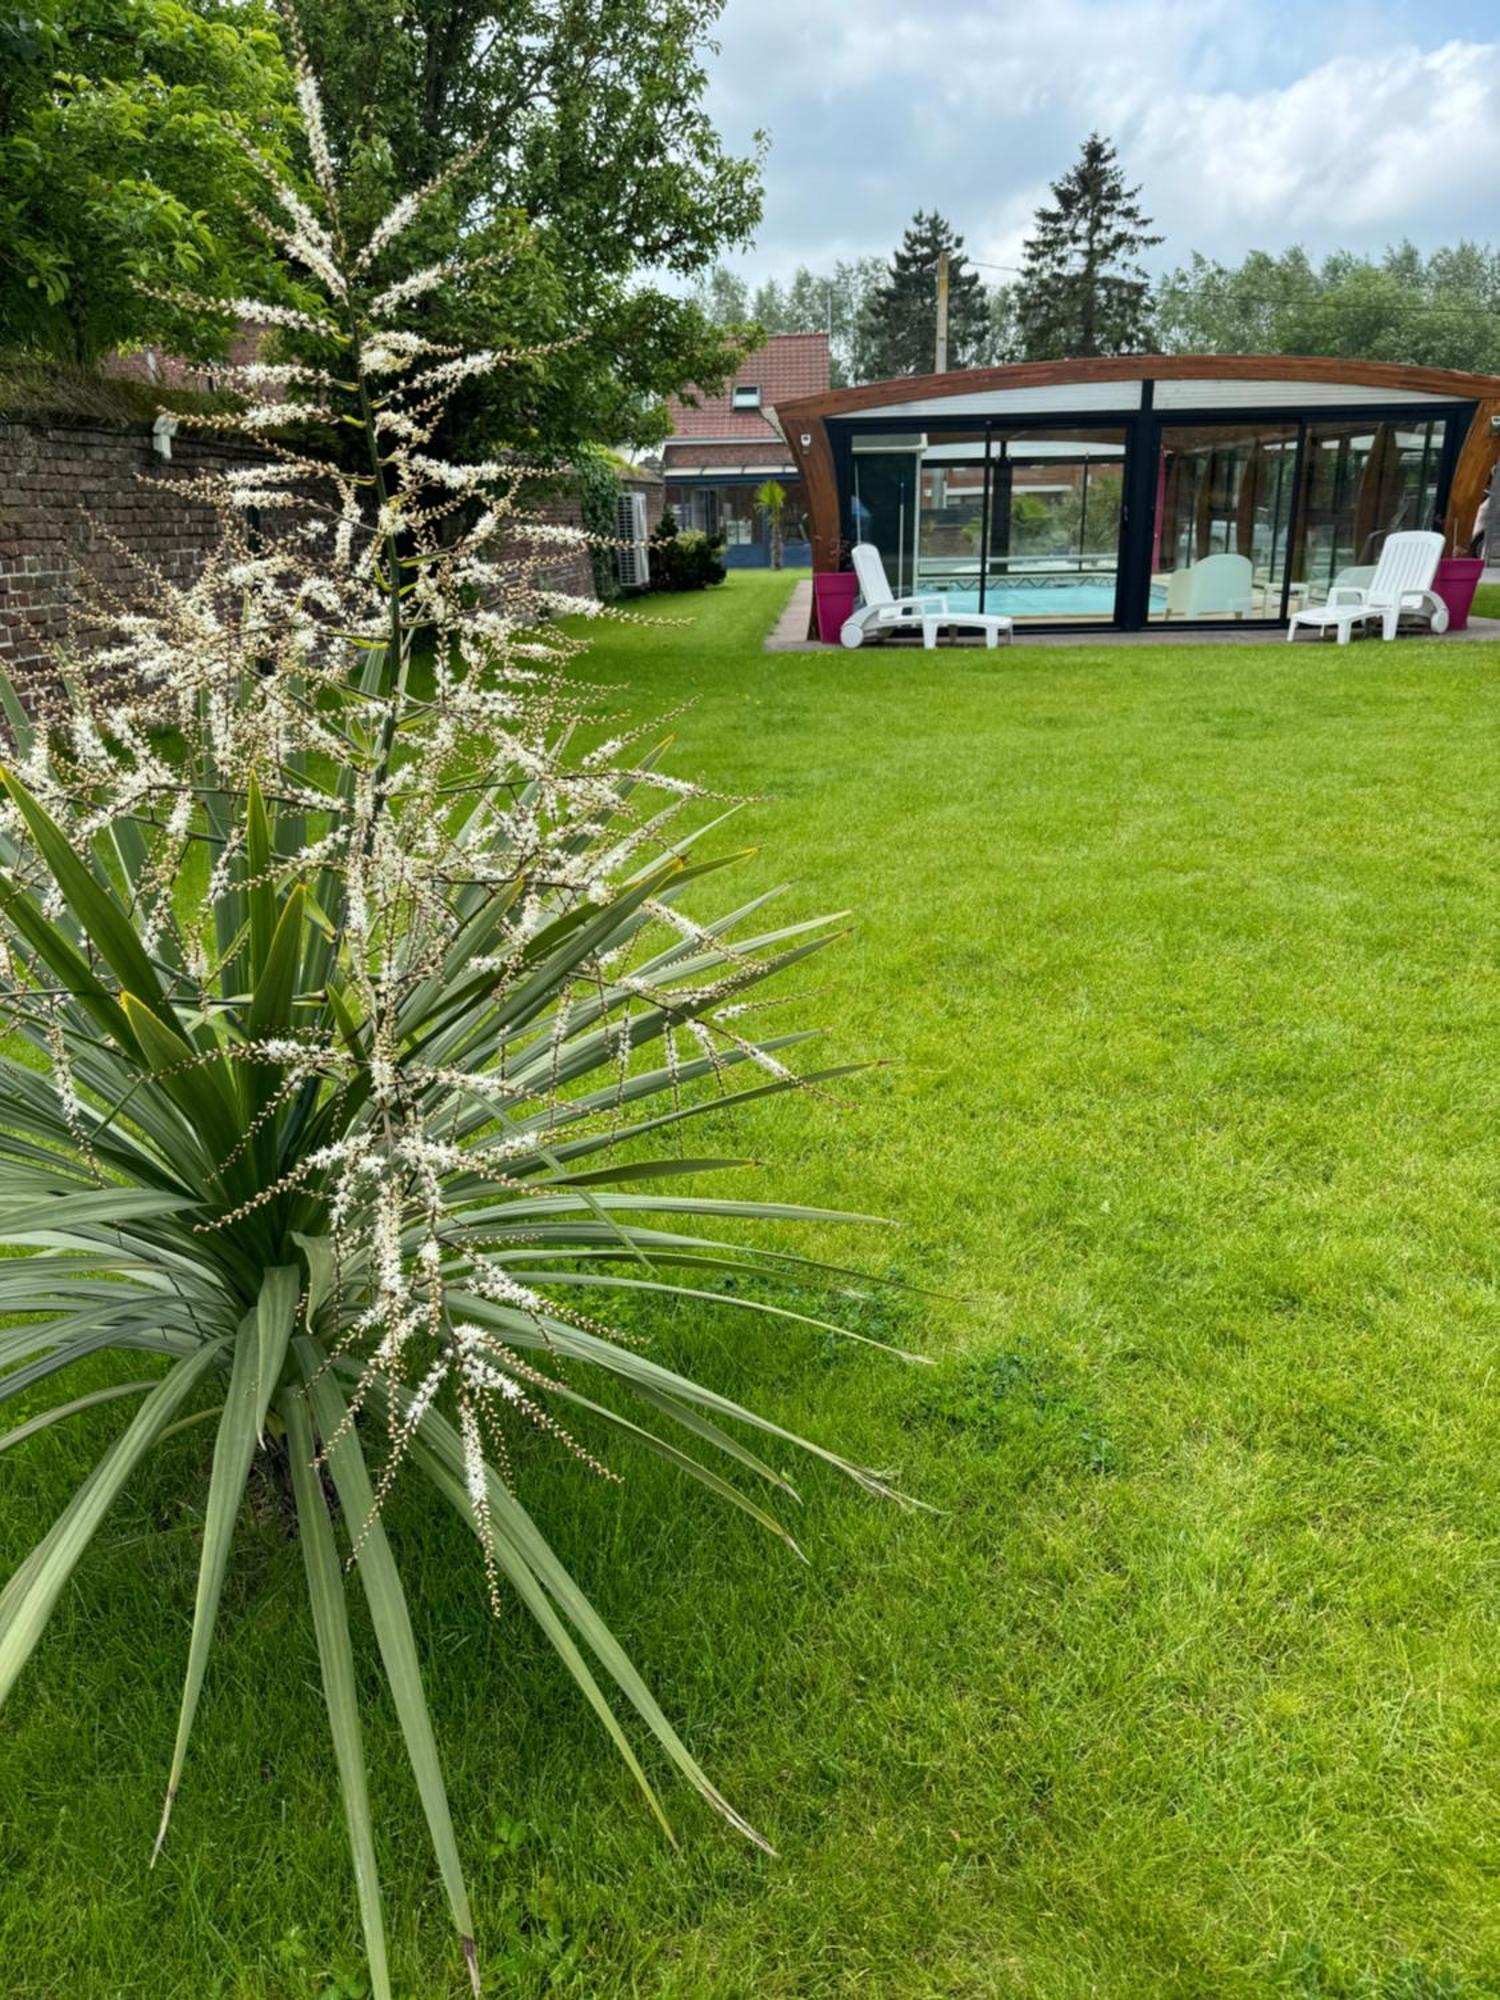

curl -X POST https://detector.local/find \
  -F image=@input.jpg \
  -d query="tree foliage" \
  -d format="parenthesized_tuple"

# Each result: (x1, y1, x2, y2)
(692, 258, 885, 387)
(1015, 134, 1160, 361)
(692, 264, 754, 327)
(0, 0, 295, 363)
(298, 0, 765, 454)
(1155, 242, 1500, 374)
(856, 213, 990, 380)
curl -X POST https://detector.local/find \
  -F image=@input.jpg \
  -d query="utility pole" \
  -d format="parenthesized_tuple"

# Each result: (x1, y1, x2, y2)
(934, 250, 949, 375)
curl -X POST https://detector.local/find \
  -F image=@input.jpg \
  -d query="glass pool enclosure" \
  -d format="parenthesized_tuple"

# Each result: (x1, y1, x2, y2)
(816, 377, 1475, 630)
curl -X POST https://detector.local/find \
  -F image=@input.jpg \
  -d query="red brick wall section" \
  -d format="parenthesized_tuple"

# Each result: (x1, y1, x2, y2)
(0, 419, 287, 676)
(0, 419, 596, 678)
(520, 481, 597, 600)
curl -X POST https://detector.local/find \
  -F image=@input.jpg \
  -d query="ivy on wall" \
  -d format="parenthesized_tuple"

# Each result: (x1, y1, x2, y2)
(573, 445, 624, 601)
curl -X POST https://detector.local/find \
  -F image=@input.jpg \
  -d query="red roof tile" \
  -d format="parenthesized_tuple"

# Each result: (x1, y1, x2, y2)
(664, 333, 830, 442)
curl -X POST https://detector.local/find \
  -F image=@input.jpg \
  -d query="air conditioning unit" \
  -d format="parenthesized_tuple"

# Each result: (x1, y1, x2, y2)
(614, 489, 650, 591)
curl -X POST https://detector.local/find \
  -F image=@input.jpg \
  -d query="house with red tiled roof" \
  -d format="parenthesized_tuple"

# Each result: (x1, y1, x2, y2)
(662, 332, 829, 567)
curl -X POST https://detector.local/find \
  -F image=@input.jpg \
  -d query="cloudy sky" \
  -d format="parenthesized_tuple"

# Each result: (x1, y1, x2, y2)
(700, 0, 1500, 284)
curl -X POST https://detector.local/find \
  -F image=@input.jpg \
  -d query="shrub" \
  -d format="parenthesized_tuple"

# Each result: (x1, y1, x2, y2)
(649, 525, 727, 592)
(0, 42, 908, 2000)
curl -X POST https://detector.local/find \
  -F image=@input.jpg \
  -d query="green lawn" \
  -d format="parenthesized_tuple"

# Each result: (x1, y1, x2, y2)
(4, 571, 1500, 1997)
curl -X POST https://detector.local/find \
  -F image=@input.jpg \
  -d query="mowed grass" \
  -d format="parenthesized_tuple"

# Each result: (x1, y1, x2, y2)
(3, 571, 1500, 1997)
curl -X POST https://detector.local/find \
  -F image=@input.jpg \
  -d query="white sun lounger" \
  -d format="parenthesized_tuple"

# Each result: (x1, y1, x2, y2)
(840, 543, 1013, 650)
(1286, 531, 1449, 645)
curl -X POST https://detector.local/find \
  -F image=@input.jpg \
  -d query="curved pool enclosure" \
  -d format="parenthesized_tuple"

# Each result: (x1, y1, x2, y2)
(779, 357, 1500, 633)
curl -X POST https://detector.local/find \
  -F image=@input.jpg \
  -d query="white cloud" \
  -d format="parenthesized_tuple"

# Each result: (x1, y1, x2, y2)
(1133, 41, 1500, 243)
(700, 0, 1500, 282)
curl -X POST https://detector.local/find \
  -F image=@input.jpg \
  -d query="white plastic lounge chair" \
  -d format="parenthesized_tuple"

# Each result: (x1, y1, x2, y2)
(840, 544, 1013, 650)
(1287, 531, 1449, 645)
(1164, 552, 1254, 619)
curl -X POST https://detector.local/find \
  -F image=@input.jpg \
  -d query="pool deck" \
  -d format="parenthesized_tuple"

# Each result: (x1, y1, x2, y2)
(764, 579, 1500, 652)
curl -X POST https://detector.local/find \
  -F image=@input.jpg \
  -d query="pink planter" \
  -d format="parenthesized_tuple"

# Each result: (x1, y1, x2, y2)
(1433, 556, 1485, 633)
(813, 570, 859, 644)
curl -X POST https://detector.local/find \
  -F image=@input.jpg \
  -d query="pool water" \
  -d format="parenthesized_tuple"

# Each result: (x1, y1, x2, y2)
(933, 581, 1165, 619)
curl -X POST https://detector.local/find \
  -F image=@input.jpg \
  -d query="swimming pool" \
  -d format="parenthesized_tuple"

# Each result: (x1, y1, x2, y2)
(929, 580, 1166, 620)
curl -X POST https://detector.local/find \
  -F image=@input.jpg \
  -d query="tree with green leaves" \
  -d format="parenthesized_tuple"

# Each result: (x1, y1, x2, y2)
(691, 264, 753, 327)
(855, 214, 990, 380)
(1015, 134, 1161, 360)
(783, 259, 884, 386)
(1154, 241, 1500, 374)
(298, 0, 766, 455)
(697, 258, 884, 385)
(0, 0, 295, 364)
(750, 275, 787, 330)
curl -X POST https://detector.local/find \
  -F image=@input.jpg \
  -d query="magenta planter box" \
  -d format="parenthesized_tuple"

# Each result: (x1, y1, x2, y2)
(813, 570, 859, 644)
(1434, 556, 1485, 632)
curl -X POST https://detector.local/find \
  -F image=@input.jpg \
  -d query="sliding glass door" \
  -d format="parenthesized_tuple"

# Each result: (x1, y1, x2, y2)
(849, 426, 1131, 623)
(1150, 412, 1451, 623)
(849, 438, 921, 598)
(1150, 424, 1298, 621)
(1286, 418, 1448, 610)
(989, 432, 1127, 621)
(915, 431, 987, 600)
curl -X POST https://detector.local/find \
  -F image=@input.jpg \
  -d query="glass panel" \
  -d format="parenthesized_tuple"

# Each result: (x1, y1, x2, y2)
(916, 430, 987, 599)
(986, 430, 1128, 622)
(780, 481, 810, 552)
(850, 446, 920, 596)
(1150, 424, 1298, 622)
(1288, 419, 1447, 609)
(848, 426, 1130, 622)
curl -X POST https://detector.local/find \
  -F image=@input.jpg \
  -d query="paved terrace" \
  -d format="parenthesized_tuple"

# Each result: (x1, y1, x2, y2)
(765, 578, 1500, 652)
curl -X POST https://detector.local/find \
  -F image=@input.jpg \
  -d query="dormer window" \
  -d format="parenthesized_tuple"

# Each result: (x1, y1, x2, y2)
(732, 384, 762, 411)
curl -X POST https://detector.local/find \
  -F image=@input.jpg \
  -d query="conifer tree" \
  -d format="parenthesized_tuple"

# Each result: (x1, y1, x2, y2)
(1016, 135, 1161, 359)
(856, 212, 989, 379)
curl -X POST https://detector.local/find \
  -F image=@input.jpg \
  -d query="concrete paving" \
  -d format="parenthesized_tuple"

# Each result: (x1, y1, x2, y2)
(765, 579, 1500, 652)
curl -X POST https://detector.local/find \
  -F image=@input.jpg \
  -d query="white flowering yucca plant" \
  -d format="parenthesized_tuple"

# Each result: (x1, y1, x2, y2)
(0, 32, 914, 1998)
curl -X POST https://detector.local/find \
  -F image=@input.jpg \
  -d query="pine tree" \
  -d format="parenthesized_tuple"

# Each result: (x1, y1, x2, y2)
(1015, 135, 1162, 360)
(855, 212, 990, 379)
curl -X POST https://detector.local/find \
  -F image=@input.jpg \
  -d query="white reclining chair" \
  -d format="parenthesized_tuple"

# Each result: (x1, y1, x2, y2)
(840, 543, 1013, 650)
(1164, 552, 1254, 619)
(1287, 531, 1449, 645)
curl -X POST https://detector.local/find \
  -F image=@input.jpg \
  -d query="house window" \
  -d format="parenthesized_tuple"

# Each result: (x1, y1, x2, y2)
(731, 385, 762, 411)
(718, 488, 756, 545)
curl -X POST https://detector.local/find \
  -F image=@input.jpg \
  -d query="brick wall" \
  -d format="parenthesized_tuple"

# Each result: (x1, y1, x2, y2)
(519, 481, 597, 601)
(0, 418, 290, 675)
(0, 418, 595, 676)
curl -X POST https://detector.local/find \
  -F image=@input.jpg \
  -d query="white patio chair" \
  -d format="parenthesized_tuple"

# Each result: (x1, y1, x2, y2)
(1287, 531, 1449, 645)
(840, 544, 1012, 650)
(1164, 552, 1254, 619)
